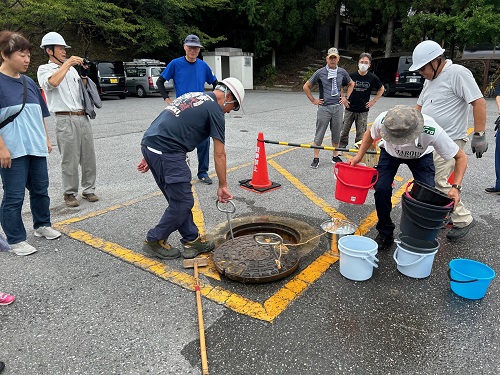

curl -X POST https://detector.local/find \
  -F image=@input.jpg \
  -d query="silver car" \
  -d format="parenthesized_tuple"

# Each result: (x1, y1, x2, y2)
(125, 60, 174, 98)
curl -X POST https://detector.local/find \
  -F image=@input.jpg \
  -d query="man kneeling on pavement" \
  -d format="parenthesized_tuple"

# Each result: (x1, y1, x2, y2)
(349, 105, 468, 251)
(137, 78, 245, 260)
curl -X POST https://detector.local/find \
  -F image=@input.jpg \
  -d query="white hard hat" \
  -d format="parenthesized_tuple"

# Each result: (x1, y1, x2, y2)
(409, 40, 444, 71)
(221, 77, 245, 111)
(40, 32, 71, 49)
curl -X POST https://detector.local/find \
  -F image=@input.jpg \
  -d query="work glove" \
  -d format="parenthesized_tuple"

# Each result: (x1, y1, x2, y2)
(471, 133, 488, 158)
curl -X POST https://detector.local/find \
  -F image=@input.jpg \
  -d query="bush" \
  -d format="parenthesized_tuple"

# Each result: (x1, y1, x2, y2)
(257, 64, 278, 86)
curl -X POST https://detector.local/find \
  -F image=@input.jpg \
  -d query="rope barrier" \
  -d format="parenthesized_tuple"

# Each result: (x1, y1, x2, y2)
(262, 139, 379, 154)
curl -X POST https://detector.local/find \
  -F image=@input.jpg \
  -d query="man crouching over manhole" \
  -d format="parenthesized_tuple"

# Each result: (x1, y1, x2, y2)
(349, 105, 467, 252)
(136, 78, 245, 259)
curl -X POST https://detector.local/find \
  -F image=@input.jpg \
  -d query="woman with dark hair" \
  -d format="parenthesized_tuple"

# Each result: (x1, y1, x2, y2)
(0, 30, 61, 255)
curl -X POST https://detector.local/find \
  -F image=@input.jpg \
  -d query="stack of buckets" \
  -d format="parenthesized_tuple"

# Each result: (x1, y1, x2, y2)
(397, 181, 495, 300)
(395, 180, 453, 279)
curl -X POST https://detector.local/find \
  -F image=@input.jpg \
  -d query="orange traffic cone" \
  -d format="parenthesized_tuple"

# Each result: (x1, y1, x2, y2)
(239, 132, 281, 193)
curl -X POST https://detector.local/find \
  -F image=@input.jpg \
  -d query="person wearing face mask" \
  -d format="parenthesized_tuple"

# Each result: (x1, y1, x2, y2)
(37, 32, 99, 207)
(339, 52, 384, 149)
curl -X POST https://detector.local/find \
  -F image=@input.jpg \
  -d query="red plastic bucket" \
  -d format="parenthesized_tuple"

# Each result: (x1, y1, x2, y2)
(334, 162, 378, 205)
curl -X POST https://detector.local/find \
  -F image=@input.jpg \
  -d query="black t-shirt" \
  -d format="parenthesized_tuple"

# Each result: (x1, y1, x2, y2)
(141, 92, 225, 153)
(346, 71, 383, 113)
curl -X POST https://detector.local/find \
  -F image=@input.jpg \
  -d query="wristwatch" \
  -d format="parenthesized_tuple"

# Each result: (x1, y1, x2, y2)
(451, 184, 462, 191)
(474, 131, 485, 136)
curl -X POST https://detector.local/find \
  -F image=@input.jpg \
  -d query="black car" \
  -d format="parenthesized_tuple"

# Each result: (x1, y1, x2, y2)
(371, 56, 423, 97)
(87, 61, 128, 99)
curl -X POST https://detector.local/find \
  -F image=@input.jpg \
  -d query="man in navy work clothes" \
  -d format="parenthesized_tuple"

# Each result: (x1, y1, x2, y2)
(156, 34, 218, 185)
(349, 105, 467, 251)
(137, 78, 244, 260)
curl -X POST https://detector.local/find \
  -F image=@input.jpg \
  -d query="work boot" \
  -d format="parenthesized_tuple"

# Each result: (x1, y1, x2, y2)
(64, 194, 79, 207)
(446, 219, 476, 240)
(374, 233, 394, 251)
(181, 235, 215, 259)
(142, 240, 180, 259)
(82, 193, 99, 202)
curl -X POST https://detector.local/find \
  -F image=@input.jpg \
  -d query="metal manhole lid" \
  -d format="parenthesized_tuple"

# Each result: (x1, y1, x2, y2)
(213, 234, 299, 283)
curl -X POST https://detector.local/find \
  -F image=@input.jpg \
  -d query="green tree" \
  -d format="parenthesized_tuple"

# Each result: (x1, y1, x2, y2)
(0, 0, 230, 58)
(401, 0, 500, 54)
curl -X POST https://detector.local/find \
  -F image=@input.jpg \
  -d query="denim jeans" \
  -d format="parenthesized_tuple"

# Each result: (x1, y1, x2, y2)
(374, 148, 435, 238)
(0, 155, 51, 244)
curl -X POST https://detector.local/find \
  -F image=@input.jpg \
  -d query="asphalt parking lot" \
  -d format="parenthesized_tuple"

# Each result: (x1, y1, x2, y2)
(1, 90, 499, 375)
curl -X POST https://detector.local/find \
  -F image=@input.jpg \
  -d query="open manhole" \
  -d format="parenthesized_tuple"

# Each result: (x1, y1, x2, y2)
(211, 215, 320, 283)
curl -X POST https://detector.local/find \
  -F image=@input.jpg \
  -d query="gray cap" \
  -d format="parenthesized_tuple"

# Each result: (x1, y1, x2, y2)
(380, 105, 424, 145)
(184, 34, 203, 48)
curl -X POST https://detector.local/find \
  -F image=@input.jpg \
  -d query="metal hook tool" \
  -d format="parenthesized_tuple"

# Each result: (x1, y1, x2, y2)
(216, 200, 236, 240)
(253, 233, 284, 269)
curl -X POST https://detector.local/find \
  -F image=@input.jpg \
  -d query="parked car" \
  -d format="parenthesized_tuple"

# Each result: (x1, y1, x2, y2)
(124, 59, 174, 98)
(87, 61, 128, 99)
(370, 56, 424, 97)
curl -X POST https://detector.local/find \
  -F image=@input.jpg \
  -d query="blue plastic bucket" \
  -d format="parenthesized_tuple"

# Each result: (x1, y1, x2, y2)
(338, 235, 378, 281)
(449, 259, 496, 300)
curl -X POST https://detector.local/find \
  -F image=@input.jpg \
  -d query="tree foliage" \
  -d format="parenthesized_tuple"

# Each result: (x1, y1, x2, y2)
(0, 0, 497, 62)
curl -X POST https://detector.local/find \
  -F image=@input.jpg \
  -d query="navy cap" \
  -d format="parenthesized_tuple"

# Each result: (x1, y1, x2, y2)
(184, 34, 203, 48)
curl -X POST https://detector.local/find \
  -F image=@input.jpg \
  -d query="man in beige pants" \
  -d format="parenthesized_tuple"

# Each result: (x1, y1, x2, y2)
(37, 32, 98, 207)
(410, 40, 487, 240)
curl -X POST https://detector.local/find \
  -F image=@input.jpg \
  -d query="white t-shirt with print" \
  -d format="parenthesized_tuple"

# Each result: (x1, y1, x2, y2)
(371, 111, 459, 161)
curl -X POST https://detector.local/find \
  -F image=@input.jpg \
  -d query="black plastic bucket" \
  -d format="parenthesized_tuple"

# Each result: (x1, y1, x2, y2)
(402, 194, 452, 222)
(407, 180, 454, 207)
(400, 194, 451, 240)
(395, 234, 440, 254)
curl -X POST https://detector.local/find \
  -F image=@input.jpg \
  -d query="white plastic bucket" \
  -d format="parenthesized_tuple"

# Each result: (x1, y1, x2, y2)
(338, 235, 379, 281)
(393, 245, 438, 279)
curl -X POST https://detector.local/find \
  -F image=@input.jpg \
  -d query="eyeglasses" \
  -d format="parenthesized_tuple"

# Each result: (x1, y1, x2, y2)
(225, 99, 239, 110)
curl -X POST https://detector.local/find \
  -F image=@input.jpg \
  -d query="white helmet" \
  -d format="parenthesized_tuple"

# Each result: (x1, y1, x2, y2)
(40, 32, 71, 49)
(221, 77, 245, 111)
(409, 40, 444, 71)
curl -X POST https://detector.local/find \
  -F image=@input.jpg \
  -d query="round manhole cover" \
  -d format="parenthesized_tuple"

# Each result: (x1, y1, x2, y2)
(213, 234, 300, 283)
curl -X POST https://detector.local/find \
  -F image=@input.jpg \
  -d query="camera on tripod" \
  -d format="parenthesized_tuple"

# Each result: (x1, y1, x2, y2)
(82, 58, 91, 66)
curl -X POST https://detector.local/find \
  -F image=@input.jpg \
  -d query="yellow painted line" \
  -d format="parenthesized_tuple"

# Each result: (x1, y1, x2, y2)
(55, 221, 340, 322)
(55, 192, 161, 226)
(191, 186, 205, 236)
(53, 137, 417, 323)
(268, 159, 346, 220)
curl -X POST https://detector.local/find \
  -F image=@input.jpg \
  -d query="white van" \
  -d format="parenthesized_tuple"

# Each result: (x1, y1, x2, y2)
(124, 59, 173, 98)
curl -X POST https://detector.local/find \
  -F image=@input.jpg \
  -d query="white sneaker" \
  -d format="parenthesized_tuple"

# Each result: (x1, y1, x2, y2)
(9, 241, 37, 256)
(34, 226, 62, 240)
